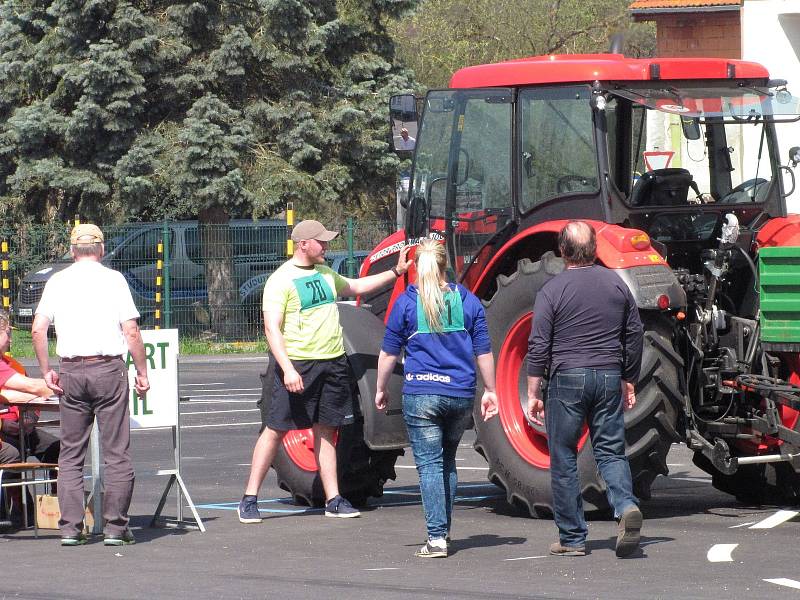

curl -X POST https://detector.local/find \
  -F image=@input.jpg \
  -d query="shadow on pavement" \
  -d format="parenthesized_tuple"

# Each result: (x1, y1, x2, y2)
(447, 533, 527, 555)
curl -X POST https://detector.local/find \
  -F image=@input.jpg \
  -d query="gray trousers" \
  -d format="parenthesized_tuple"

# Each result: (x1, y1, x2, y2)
(58, 357, 134, 537)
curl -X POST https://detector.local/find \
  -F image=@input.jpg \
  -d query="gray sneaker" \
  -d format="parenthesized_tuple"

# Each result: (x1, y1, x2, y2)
(104, 529, 136, 546)
(61, 532, 88, 547)
(324, 495, 360, 518)
(238, 496, 263, 524)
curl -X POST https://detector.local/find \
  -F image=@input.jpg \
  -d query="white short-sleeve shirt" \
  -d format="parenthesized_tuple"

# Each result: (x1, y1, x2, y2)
(35, 260, 140, 358)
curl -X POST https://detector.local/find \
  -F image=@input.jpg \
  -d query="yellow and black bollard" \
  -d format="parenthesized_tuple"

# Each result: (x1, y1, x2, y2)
(286, 201, 294, 257)
(1, 239, 10, 312)
(154, 239, 164, 330)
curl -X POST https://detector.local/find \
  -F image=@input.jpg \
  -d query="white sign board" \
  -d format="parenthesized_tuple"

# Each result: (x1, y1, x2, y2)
(125, 329, 179, 429)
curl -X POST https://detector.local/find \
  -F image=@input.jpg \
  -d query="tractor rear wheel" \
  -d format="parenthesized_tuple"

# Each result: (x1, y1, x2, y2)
(474, 252, 684, 517)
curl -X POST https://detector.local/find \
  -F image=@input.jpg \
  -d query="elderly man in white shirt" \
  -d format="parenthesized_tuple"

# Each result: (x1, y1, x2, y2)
(398, 128, 416, 151)
(32, 223, 150, 547)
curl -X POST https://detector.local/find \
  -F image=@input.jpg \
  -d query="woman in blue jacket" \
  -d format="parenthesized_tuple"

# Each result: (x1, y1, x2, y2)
(375, 238, 498, 558)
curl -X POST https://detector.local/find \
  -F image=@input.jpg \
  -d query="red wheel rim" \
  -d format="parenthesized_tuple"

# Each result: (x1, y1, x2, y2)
(283, 429, 339, 472)
(774, 355, 800, 449)
(496, 313, 588, 469)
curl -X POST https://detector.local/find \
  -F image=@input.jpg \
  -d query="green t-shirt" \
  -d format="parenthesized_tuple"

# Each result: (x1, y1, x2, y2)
(262, 261, 348, 360)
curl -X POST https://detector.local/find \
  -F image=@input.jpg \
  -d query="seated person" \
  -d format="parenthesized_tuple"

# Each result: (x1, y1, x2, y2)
(0, 395, 60, 466)
(0, 310, 55, 528)
(0, 309, 57, 464)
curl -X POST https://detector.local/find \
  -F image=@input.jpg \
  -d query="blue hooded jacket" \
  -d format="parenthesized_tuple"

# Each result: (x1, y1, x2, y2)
(382, 283, 491, 398)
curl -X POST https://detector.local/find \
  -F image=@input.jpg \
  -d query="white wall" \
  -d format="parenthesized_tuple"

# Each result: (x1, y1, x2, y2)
(743, 0, 800, 212)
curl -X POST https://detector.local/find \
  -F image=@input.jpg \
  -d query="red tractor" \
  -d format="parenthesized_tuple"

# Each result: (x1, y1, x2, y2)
(268, 53, 800, 517)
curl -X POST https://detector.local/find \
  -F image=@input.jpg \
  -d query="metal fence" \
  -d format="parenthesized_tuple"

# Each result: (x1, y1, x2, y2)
(1, 217, 397, 341)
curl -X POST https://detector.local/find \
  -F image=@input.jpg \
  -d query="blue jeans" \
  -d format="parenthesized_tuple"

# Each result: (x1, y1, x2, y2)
(545, 368, 638, 547)
(403, 394, 473, 540)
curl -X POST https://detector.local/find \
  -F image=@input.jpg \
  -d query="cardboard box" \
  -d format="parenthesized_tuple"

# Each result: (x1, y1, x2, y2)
(35, 494, 59, 529)
(35, 493, 96, 530)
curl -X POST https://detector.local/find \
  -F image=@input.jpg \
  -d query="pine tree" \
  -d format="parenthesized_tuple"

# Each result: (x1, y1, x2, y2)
(0, 0, 420, 336)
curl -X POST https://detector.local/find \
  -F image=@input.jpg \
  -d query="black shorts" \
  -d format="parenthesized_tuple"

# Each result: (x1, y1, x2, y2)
(266, 355, 354, 430)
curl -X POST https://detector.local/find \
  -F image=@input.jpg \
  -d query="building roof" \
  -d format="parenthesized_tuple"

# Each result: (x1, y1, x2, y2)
(629, 0, 741, 10)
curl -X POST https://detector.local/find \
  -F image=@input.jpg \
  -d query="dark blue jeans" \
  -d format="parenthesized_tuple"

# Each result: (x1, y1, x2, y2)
(545, 368, 638, 547)
(403, 394, 473, 540)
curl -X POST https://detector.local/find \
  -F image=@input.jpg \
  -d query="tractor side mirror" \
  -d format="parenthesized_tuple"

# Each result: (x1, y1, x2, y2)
(390, 94, 418, 154)
(681, 116, 702, 141)
(789, 146, 800, 167)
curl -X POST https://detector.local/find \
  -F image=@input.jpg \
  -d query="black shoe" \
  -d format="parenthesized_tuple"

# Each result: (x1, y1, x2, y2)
(104, 529, 136, 546)
(0, 519, 14, 533)
(61, 532, 88, 546)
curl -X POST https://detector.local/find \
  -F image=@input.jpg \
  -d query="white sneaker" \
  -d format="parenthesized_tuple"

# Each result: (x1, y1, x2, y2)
(415, 538, 447, 558)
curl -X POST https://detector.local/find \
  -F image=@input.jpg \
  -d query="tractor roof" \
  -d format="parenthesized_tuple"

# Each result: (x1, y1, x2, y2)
(449, 53, 770, 88)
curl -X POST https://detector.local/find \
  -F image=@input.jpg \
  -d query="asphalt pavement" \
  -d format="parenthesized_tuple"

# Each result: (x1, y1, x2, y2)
(2, 356, 800, 600)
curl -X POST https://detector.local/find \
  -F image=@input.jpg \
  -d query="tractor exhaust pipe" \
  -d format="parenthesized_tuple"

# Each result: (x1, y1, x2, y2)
(609, 34, 624, 54)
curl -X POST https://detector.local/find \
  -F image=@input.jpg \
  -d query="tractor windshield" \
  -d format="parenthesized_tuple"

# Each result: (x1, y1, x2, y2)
(607, 83, 800, 221)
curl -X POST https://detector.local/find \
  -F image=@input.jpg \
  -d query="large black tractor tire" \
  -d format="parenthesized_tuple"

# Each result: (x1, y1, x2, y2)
(261, 358, 402, 508)
(692, 355, 800, 505)
(474, 252, 684, 517)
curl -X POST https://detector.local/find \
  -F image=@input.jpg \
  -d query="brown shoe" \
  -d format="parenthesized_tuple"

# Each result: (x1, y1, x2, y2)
(616, 506, 643, 557)
(549, 542, 586, 556)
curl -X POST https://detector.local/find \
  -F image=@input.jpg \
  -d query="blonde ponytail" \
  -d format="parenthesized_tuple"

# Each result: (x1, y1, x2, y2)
(415, 238, 448, 332)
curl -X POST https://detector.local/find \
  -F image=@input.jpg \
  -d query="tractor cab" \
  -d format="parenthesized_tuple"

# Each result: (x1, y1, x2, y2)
(396, 55, 800, 286)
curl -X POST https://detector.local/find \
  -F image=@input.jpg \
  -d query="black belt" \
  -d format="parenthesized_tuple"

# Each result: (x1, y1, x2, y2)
(60, 355, 122, 362)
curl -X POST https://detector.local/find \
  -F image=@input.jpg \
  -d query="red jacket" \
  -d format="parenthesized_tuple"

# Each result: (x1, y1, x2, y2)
(0, 355, 38, 446)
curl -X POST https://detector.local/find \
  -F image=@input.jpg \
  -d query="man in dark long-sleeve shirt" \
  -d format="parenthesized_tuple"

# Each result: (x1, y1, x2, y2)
(527, 220, 644, 559)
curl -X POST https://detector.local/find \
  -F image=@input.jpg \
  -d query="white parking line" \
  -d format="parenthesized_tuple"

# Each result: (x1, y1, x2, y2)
(180, 383, 225, 386)
(670, 476, 711, 483)
(395, 465, 488, 471)
(182, 409, 260, 415)
(185, 392, 261, 397)
(728, 522, 756, 529)
(182, 421, 262, 429)
(365, 568, 401, 571)
(183, 399, 257, 404)
(707, 544, 737, 562)
(764, 578, 800, 590)
(504, 555, 547, 561)
(749, 510, 798, 529)
(182, 388, 260, 392)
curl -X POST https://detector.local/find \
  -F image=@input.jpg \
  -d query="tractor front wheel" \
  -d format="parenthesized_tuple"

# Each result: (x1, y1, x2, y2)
(475, 252, 684, 517)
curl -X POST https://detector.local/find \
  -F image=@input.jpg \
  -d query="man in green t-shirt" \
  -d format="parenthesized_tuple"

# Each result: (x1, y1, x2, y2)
(239, 219, 411, 521)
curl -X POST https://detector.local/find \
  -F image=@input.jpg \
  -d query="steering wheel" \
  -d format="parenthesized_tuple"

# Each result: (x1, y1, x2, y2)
(556, 175, 597, 194)
(719, 178, 769, 203)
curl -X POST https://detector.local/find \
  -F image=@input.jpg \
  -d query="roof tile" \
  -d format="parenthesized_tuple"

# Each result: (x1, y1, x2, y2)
(629, 0, 742, 9)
